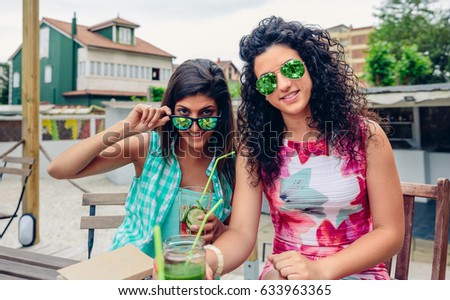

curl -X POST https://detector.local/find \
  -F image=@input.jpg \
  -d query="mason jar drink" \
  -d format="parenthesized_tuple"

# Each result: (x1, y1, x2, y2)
(163, 235, 206, 280)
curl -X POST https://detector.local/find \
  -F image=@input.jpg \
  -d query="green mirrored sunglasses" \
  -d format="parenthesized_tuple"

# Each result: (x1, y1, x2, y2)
(256, 59, 305, 96)
(170, 114, 221, 131)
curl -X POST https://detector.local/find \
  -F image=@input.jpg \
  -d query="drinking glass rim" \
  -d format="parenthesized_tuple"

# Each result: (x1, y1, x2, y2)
(178, 186, 212, 194)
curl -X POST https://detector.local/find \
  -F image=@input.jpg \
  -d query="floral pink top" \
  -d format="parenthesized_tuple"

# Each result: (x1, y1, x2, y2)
(260, 135, 389, 280)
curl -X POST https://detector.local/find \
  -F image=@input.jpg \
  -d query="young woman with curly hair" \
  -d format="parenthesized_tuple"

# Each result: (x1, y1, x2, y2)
(205, 16, 404, 280)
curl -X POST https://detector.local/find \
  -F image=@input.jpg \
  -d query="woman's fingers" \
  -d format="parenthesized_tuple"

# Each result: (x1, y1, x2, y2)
(135, 104, 172, 130)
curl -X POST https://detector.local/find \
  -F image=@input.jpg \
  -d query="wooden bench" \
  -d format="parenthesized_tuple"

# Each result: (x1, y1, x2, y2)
(0, 245, 78, 280)
(80, 193, 127, 259)
(385, 178, 449, 280)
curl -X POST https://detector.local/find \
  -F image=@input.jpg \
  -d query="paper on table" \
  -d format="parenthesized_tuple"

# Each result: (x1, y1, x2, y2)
(57, 244, 154, 280)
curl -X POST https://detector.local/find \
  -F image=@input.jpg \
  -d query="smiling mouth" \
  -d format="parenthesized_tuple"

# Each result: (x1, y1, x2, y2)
(187, 132, 203, 138)
(281, 91, 299, 101)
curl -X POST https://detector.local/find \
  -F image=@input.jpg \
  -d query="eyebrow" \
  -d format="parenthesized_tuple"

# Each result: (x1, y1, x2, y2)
(175, 105, 217, 111)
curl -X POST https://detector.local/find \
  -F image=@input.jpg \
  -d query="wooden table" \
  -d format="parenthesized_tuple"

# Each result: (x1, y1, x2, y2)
(0, 245, 79, 280)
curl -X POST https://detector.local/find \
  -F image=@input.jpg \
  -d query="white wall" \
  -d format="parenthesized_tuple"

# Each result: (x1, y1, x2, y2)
(427, 152, 450, 184)
(393, 149, 427, 184)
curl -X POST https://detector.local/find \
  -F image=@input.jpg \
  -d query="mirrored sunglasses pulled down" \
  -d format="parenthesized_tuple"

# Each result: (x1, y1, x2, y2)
(170, 114, 221, 131)
(256, 59, 305, 96)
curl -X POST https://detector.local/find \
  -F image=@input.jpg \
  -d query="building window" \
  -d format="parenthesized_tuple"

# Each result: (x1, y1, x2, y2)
(420, 107, 450, 151)
(123, 64, 128, 78)
(160, 68, 170, 81)
(90, 61, 95, 75)
(78, 61, 85, 76)
(13, 72, 20, 88)
(118, 27, 131, 44)
(351, 49, 365, 59)
(351, 34, 368, 45)
(39, 27, 49, 59)
(116, 64, 121, 77)
(104, 63, 109, 77)
(110, 63, 115, 76)
(378, 107, 415, 149)
(352, 62, 365, 73)
(44, 65, 52, 83)
(96, 62, 102, 76)
(152, 68, 160, 80)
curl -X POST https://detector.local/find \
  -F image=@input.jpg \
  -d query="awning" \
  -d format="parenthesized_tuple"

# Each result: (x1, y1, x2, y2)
(367, 83, 450, 107)
(0, 104, 55, 116)
(368, 90, 450, 106)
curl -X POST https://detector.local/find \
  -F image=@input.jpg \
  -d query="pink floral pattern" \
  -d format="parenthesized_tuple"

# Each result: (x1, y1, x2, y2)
(261, 137, 389, 280)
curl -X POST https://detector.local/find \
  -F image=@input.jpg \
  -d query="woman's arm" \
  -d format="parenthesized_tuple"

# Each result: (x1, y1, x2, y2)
(47, 104, 170, 179)
(270, 121, 405, 280)
(206, 154, 263, 276)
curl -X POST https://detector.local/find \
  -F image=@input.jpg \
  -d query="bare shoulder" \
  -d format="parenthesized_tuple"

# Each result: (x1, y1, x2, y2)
(365, 120, 391, 154)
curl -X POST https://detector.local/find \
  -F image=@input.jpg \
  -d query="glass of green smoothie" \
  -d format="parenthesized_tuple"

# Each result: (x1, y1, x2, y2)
(163, 234, 206, 280)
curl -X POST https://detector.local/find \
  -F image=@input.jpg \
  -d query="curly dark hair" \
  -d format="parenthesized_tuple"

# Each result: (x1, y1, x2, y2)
(158, 58, 235, 188)
(237, 16, 381, 188)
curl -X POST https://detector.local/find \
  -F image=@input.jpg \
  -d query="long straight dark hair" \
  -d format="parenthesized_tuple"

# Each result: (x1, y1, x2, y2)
(157, 59, 235, 188)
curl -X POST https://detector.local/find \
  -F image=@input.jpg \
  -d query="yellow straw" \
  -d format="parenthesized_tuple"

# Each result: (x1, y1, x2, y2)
(192, 198, 224, 249)
(153, 225, 165, 280)
(198, 151, 235, 207)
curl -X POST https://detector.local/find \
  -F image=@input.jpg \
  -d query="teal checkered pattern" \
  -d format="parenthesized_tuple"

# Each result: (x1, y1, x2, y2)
(110, 131, 232, 257)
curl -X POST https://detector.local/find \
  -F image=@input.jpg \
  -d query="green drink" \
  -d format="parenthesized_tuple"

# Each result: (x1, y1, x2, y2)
(163, 235, 206, 280)
(164, 262, 206, 280)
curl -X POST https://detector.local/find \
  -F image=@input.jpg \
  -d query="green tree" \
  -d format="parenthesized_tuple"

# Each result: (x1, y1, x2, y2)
(365, 41, 396, 86)
(227, 81, 241, 99)
(150, 86, 165, 102)
(370, 0, 450, 83)
(396, 44, 433, 85)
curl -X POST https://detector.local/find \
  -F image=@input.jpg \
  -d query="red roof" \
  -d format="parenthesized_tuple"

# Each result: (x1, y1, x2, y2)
(43, 17, 175, 58)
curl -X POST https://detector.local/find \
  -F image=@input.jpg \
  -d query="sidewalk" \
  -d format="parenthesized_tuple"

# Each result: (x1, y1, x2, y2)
(0, 174, 448, 279)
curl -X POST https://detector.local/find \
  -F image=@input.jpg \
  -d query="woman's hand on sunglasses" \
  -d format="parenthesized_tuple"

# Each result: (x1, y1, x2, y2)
(126, 103, 172, 133)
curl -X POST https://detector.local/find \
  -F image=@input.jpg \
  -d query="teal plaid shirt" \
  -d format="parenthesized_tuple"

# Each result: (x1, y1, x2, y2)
(110, 131, 233, 257)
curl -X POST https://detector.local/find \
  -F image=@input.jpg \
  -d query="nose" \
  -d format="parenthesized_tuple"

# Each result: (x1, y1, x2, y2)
(276, 72, 291, 93)
(190, 119, 201, 131)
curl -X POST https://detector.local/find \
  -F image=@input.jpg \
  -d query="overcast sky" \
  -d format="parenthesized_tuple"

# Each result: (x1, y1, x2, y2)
(1, 0, 449, 68)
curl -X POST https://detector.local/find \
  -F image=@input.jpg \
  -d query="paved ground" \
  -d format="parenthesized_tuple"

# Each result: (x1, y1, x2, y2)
(0, 174, 448, 279)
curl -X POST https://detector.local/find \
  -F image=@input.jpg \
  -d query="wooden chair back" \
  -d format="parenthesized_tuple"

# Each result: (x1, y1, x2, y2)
(0, 156, 35, 238)
(80, 192, 127, 259)
(384, 178, 449, 280)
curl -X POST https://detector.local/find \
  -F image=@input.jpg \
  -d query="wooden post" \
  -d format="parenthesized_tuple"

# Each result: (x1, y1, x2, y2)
(21, 0, 40, 244)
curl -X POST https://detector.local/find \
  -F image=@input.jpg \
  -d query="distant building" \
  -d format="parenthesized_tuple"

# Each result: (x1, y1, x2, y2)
(216, 58, 241, 82)
(327, 24, 373, 79)
(9, 14, 175, 106)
